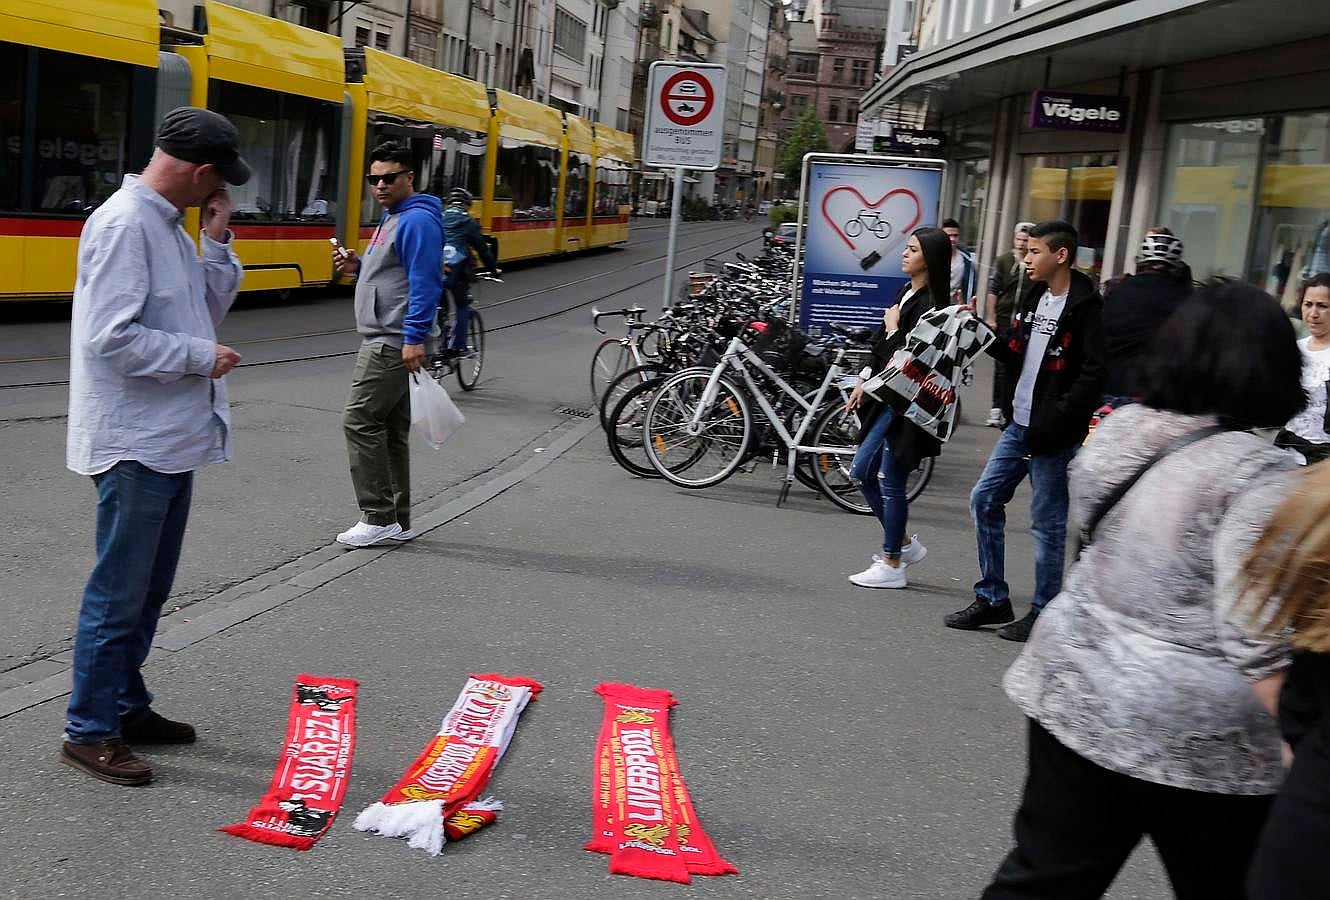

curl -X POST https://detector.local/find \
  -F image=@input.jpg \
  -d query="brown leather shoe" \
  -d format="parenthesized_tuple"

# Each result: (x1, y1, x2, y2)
(121, 710, 196, 744)
(61, 740, 152, 786)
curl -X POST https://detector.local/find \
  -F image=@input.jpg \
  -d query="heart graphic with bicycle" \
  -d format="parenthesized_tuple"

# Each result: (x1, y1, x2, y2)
(819, 186, 923, 270)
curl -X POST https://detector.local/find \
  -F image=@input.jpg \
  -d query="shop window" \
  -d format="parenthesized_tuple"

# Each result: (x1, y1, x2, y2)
(33, 50, 132, 214)
(211, 81, 339, 223)
(1158, 119, 1261, 281)
(1020, 152, 1117, 278)
(361, 117, 486, 226)
(953, 157, 989, 251)
(564, 151, 590, 218)
(1249, 112, 1330, 306)
(495, 139, 558, 220)
(0, 43, 24, 212)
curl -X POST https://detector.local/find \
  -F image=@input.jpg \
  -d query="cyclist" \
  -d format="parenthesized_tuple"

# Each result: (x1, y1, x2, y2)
(440, 187, 499, 359)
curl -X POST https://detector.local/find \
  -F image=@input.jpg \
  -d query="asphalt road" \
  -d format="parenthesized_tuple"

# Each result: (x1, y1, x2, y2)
(0, 220, 1170, 898)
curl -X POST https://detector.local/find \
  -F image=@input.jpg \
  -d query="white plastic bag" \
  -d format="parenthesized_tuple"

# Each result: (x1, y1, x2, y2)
(409, 372, 465, 449)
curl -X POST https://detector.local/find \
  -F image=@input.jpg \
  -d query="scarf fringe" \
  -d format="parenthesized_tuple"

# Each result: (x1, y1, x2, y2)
(353, 800, 448, 856)
(609, 855, 692, 884)
(217, 823, 315, 851)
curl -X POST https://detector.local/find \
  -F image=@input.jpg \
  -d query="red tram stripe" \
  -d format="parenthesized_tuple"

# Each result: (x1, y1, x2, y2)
(0, 218, 85, 238)
(489, 217, 559, 233)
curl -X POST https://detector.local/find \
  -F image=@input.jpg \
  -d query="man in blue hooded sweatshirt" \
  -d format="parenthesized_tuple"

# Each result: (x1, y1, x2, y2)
(331, 141, 442, 547)
(439, 187, 499, 360)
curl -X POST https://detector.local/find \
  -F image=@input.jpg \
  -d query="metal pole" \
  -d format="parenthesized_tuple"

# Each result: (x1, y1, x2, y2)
(661, 166, 685, 308)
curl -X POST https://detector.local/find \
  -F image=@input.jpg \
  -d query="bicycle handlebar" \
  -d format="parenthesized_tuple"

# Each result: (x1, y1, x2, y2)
(591, 305, 648, 334)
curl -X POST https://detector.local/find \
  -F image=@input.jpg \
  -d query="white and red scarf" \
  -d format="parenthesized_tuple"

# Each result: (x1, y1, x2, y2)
(353, 673, 542, 855)
(221, 673, 359, 851)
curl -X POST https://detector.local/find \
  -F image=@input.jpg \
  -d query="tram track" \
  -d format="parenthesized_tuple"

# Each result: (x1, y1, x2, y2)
(0, 222, 765, 391)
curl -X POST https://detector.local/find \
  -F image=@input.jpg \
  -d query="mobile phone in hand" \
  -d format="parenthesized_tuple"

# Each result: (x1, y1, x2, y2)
(329, 237, 348, 260)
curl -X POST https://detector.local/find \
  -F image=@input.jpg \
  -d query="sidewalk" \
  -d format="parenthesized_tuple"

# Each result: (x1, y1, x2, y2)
(0, 388, 1170, 898)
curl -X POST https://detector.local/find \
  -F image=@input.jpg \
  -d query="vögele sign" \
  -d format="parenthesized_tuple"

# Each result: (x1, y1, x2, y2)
(1029, 90, 1129, 133)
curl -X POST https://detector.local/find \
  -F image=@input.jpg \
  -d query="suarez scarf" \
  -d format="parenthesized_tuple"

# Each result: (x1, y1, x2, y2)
(353, 673, 542, 855)
(587, 682, 737, 883)
(220, 673, 359, 851)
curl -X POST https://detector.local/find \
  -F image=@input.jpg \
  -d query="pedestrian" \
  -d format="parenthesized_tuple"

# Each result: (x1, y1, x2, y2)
(1240, 461, 1330, 900)
(1276, 272, 1330, 462)
(1101, 230, 1192, 404)
(980, 280, 1304, 899)
(439, 187, 499, 362)
(62, 107, 248, 786)
(843, 227, 952, 589)
(984, 222, 1035, 427)
(942, 217, 977, 304)
(332, 141, 443, 547)
(946, 220, 1106, 642)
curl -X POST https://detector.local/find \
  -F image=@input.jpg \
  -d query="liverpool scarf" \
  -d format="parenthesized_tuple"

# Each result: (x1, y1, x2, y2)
(220, 673, 359, 851)
(353, 673, 541, 855)
(587, 682, 737, 882)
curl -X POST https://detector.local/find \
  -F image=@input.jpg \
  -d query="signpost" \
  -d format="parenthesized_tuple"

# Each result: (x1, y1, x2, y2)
(643, 61, 727, 307)
(791, 153, 946, 331)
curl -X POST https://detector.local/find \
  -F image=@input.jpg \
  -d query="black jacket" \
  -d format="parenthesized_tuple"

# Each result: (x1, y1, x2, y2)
(1101, 272, 1191, 397)
(988, 269, 1106, 455)
(857, 281, 946, 470)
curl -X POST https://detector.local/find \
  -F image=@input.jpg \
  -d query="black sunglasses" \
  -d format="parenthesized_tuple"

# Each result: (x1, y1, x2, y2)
(366, 170, 412, 186)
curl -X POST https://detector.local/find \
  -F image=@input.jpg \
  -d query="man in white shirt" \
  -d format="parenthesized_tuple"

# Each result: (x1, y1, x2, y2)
(62, 108, 247, 786)
(944, 220, 1106, 642)
(943, 217, 978, 304)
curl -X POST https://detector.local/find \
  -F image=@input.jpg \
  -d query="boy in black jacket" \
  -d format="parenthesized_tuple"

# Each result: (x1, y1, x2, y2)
(945, 220, 1106, 642)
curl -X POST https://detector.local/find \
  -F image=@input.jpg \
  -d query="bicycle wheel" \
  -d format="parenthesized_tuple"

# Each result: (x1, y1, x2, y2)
(605, 376, 666, 478)
(589, 338, 631, 405)
(807, 404, 872, 515)
(905, 455, 934, 502)
(644, 370, 752, 488)
(599, 363, 667, 433)
(455, 309, 485, 391)
(845, 218, 863, 238)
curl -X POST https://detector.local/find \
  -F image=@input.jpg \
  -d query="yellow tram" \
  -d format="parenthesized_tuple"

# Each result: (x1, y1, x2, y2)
(0, 0, 634, 303)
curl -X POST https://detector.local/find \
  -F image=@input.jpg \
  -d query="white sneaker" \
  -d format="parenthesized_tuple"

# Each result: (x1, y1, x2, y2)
(849, 560, 908, 589)
(336, 521, 403, 547)
(866, 536, 927, 570)
(388, 528, 417, 542)
(986, 408, 1005, 428)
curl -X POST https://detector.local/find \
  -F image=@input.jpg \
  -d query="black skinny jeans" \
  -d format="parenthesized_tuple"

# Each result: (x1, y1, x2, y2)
(982, 720, 1273, 900)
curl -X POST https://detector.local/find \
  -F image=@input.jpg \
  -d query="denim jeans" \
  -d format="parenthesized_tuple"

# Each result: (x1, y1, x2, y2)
(65, 460, 193, 743)
(970, 424, 1076, 610)
(849, 407, 909, 556)
(447, 281, 472, 350)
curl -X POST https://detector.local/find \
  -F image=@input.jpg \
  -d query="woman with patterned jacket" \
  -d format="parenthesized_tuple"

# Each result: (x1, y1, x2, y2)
(980, 281, 1305, 899)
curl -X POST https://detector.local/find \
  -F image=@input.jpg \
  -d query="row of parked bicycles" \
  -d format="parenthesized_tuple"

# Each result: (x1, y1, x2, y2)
(587, 244, 935, 514)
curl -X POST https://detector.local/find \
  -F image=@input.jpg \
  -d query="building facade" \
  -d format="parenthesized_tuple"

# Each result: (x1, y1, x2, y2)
(784, 0, 885, 152)
(861, 0, 1330, 315)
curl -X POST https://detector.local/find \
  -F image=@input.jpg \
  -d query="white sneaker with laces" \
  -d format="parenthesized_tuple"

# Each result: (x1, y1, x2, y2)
(336, 521, 403, 547)
(849, 560, 908, 589)
(986, 408, 1005, 428)
(899, 535, 927, 567)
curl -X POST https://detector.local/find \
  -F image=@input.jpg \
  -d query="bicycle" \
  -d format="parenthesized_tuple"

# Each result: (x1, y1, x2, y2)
(588, 305, 653, 405)
(432, 271, 500, 391)
(844, 210, 892, 240)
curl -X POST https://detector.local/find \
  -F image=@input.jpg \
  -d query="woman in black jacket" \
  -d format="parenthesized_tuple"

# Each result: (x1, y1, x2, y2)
(844, 226, 953, 589)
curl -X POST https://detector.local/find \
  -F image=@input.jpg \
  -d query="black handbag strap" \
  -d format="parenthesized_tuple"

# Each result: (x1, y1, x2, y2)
(1079, 424, 1229, 548)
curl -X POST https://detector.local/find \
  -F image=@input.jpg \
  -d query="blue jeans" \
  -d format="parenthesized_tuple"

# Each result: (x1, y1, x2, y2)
(970, 424, 1076, 611)
(447, 281, 472, 350)
(849, 407, 909, 556)
(65, 460, 193, 744)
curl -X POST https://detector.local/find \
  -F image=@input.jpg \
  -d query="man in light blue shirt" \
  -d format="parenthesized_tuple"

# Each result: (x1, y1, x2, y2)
(62, 108, 247, 787)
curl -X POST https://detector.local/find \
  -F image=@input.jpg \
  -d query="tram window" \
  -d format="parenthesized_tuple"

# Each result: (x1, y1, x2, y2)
(33, 51, 131, 214)
(0, 44, 22, 212)
(210, 82, 339, 223)
(362, 119, 486, 226)
(494, 140, 558, 221)
(564, 152, 590, 218)
(595, 159, 629, 215)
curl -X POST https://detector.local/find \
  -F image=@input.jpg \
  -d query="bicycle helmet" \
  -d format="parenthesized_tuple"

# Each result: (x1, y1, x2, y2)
(1136, 232, 1186, 275)
(447, 187, 474, 207)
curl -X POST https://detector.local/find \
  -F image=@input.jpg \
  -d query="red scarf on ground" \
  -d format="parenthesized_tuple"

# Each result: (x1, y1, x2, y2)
(220, 673, 358, 851)
(587, 682, 737, 882)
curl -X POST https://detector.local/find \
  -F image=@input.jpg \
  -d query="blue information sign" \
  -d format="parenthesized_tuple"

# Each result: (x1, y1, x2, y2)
(797, 159, 944, 332)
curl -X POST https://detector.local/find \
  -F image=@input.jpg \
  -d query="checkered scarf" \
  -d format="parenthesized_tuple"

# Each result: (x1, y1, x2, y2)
(864, 305, 995, 442)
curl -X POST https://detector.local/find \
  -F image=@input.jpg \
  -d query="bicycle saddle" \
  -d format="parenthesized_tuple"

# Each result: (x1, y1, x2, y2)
(827, 322, 875, 344)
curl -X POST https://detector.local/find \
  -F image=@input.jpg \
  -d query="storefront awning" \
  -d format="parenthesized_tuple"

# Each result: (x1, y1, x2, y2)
(862, 0, 1330, 123)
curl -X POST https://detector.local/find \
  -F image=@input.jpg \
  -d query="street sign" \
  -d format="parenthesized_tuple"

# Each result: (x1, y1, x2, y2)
(643, 61, 727, 170)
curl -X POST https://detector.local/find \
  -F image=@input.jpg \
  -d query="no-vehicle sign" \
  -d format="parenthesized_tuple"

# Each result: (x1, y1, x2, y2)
(644, 62, 727, 170)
